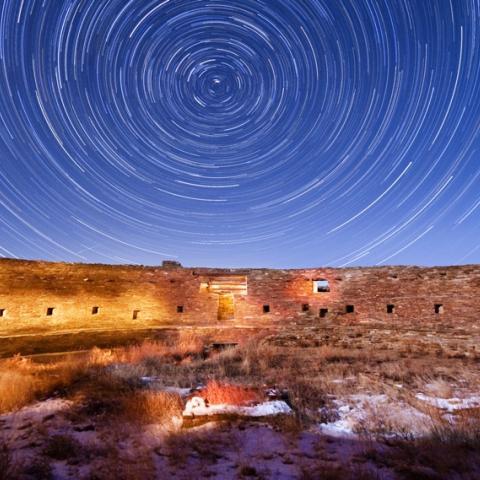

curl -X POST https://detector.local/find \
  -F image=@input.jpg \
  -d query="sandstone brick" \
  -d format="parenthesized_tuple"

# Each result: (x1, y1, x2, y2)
(0, 259, 479, 338)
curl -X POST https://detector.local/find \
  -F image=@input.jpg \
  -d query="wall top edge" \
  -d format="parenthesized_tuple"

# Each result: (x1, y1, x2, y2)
(0, 257, 478, 274)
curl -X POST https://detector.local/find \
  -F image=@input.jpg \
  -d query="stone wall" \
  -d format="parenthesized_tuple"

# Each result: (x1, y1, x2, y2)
(0, 259, 479, 337)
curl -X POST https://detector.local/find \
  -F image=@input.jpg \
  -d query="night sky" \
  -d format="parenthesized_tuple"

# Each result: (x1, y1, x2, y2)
(0, 0, 479, 268)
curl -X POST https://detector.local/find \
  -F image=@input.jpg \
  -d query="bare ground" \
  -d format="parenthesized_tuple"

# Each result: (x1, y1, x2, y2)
(1, 329, 480, 479)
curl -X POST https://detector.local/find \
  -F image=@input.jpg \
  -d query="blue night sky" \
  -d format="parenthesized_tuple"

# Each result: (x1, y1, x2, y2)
(0, 0, 479, 268)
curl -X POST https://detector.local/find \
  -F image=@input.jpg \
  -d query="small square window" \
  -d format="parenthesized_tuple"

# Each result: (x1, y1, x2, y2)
(346, 305, 354, 314)
(263, 305, 270, 314)
(133, 309, 140, 320)
(0, 309, 5, 318)
(387, 304, 395, 314)
(302, 303, 310, 312)
(92, 306, 99, 315)
(435, 304, 444, 314)
(46, 307, 55, 316)
(319, 308, 328, 318)
(177, 305, 184, 313)
(313, 279, 330, 293)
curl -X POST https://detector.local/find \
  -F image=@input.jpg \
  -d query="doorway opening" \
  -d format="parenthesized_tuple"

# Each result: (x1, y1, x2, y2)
(218, 294, 235, 321)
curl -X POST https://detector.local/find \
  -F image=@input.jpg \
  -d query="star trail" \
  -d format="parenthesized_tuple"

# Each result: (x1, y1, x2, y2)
(0, 0, 479, 268)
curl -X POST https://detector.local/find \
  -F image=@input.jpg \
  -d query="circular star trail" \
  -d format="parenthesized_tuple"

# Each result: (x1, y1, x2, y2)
(0, 0, 480, 267)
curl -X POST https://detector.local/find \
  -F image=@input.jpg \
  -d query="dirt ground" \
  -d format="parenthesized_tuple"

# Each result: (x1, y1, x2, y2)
(1, 330, 480, 479)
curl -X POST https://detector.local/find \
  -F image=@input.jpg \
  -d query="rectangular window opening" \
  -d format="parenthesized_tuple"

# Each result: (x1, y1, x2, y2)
(346, 305, 355, 314)
(133, 309, 140, 320)
(177, 305, 184, 313)
(313, 279, 330, 293)
(46, 307, 55, 316)
(319, 308, 328, 318)
(0, 309, 5, 318)
(387, 304, 395, 314)
(92, 306, 99, 315)
(302, 303, 310, 312)
(263, 304, 270, 314)
(435, 304, 444, 314)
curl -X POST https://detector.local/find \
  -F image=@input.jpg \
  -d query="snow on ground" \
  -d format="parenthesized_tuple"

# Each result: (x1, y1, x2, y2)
(183, 396, 292, 417)
(152, 422, 396, 480)
(3, 386, 479, 479)
(140, 376, 193, 396)
(415, 393, 480, 412)
(0, 397, 72, 431)
(319, 394, 431, 438)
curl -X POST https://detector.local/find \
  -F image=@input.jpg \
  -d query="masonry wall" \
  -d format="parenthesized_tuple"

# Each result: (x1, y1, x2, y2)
(0, 259, 479, 336)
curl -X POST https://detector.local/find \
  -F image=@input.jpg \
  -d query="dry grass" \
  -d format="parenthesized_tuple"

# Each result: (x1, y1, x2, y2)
(356, 407, 480, 476)
(1, 336, 478, 422)
(79, 429, 158, 480)
(85, 333, 209, 372)
(0, 355, 86, 413)
(0, 370, 37, 413)
(121, 390, 183, 425)
(428, 407, 480, 447)
(198, 380, 261, 406)
(0, 334, 210, 414)
(423, 377, 454, 398)
(88, 332, 208, 367)
(1, 331, 480, 478)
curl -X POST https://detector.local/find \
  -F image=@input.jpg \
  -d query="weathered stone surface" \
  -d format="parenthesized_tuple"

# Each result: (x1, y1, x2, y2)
(0, 259, 479, 348)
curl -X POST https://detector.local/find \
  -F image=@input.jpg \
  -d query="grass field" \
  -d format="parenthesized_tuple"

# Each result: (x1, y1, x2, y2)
(1, 330, 479, 479)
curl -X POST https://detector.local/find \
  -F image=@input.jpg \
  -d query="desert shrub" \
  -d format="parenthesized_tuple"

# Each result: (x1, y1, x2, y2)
(0, 369, 37, 413)
(239, 341, 285, 376)
(386, 437, 477, 477)
(285, 378, 328, 424)
(44, 356, 90, 392)
(424, 378, 454, 398)
(370, 409, 480, 477)
(354, 403, 413, 442)
(0, 355, 39, 413)
(428, 407, 480, 448)
(198, 380, 261, 406)
(119, 333, 207, 365)
(121, 390, 183, 425)
(171, 331, 207, 358)
(70, 369, 135, 421)
(107, 362, 148, 385)
(88, 347, 118, 366)
(316, 345, 366, 363)
(267, 413, 304, 433)
(0, 353, 91, 413)
(120, 341, 167, 364)
(212, 347, 244, 378)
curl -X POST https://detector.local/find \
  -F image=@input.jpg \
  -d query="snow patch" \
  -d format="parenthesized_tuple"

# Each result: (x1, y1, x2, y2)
(319, 394, 430, 439)
(415, 393, 480, 412)
(140, 377, 193, 397)
(183, 397, 292, 417)
(0, 398, 72, 424)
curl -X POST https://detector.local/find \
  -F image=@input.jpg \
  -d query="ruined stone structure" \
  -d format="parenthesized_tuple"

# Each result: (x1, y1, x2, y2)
(1, 259, 479, 340)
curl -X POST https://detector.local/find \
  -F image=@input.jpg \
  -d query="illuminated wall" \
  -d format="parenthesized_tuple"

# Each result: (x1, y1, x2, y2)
(0, 259, 479, 336)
